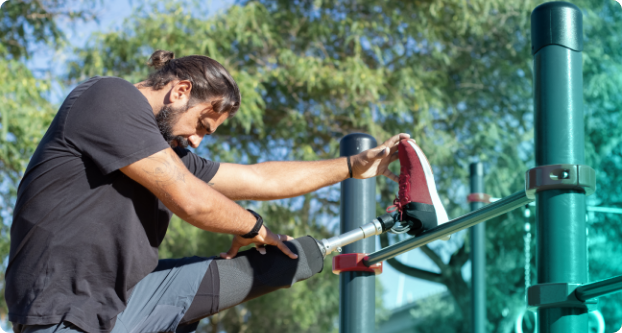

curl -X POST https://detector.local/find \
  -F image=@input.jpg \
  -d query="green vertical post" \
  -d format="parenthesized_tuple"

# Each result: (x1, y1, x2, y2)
(469, 162, 486, 333)
(531, 2, 587, 333)
(339, 134, 377, 333)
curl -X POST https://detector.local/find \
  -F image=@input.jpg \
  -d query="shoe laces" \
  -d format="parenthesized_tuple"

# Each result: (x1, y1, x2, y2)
(386, 172, 411, 220)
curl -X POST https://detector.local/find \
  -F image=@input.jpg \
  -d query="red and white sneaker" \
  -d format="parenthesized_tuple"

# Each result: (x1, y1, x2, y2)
(387, 139, 450, 239)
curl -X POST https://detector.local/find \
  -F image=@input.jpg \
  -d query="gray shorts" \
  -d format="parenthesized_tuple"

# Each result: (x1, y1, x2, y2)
(15, 256, 213, 333)
(13, 236, 324, 333)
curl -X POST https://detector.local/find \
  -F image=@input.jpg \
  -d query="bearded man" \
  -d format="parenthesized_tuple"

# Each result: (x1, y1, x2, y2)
(6, 50, 409, 333)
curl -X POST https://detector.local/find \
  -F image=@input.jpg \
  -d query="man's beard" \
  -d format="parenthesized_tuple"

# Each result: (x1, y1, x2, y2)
(156, 103, 190, 148)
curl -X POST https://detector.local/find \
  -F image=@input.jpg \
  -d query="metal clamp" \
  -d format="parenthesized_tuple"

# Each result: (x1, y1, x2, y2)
(525, 164, 596, 199)
(332, 253, 383, 275)
(527, 283, 598, 311)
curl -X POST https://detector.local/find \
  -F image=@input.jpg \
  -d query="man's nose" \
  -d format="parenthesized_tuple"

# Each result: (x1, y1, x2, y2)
(188, 134, 203, 148)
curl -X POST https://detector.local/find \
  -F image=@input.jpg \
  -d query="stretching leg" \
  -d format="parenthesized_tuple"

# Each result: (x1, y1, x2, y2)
(178, 236, 325, 328)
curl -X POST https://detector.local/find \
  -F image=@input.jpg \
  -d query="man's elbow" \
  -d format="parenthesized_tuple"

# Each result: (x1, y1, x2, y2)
(170, 185, 219, 222)
(160, 186, 204, 220)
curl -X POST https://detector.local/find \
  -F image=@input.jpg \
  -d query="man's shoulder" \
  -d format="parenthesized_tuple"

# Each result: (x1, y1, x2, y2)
(68, 76, 149, 114)
(63, 76, 140, 107)
(82, 76, 138, 93)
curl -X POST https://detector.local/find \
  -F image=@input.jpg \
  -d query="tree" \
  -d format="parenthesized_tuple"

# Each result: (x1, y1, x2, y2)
(5, 0, 622, 331)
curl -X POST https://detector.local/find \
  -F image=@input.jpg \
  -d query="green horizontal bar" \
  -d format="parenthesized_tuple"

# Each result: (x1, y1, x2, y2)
(587, 206, 622, 215)
(575, 275, 622, 301)
(364, 190, 533, 266)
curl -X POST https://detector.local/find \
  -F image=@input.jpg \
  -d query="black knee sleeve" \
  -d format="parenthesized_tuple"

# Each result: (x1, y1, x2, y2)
(178, 236, 325, 327)
(179, 261, 220, 326)
(216, 235, 324, 311)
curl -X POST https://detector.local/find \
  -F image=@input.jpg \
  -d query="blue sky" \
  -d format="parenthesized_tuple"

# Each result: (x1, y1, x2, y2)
(24, 0, 455, 311)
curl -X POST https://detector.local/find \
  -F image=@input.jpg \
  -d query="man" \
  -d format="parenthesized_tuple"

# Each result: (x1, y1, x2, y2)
(6, 50, 410, 333)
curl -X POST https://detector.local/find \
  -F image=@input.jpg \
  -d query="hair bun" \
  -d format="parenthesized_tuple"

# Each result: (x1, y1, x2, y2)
(147, 50, 175, 70)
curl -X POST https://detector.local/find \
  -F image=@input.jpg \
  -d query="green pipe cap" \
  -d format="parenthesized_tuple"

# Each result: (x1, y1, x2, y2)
(531, 1, 583, 55)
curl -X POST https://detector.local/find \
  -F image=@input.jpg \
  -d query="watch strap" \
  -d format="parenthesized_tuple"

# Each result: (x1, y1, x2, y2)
(241, 209, 264, 239)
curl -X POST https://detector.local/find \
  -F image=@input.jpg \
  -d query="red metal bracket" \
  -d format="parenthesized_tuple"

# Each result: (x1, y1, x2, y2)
(467, 193, 492, 204)
(332, 253, 383, 275)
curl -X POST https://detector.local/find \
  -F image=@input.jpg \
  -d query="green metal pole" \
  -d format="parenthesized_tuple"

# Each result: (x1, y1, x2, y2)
(339, 134, 376, 333)
(531, 3, 587, 332)
(469, 162, 486, 333)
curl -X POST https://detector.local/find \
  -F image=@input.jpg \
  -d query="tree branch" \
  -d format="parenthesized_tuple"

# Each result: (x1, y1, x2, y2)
(449, 242, 469, 268)
(421, 244, 448, 272)
(386, 257, 443, 283)
(379, 234, 443, 283)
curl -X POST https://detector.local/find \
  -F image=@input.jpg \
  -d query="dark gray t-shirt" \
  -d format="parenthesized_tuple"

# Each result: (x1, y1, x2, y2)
(5, 77, 220, 333)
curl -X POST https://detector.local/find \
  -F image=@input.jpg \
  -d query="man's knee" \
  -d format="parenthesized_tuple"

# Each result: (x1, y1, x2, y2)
(180, 236, 325, 324)
(216, 236, 325, 310)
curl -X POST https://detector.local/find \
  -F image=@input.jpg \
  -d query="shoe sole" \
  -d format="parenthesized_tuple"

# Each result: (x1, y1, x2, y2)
(407, 140, 451, 241)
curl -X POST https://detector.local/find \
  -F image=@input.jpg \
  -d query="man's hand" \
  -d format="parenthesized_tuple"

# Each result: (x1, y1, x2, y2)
(220, 225, 298, 260)
(350, 133, 412, 183)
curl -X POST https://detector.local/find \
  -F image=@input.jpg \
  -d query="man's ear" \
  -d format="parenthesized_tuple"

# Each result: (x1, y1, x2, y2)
(170, 80, 193, 103)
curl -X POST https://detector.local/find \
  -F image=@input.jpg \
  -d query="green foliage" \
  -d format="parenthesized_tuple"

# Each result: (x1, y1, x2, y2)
(409, 293, 458, 333)
(2, 0, 621, 331)
(0, 0, 100, 59)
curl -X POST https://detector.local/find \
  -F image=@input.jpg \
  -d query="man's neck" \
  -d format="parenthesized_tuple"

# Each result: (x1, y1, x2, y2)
(135, 81, 167, 116)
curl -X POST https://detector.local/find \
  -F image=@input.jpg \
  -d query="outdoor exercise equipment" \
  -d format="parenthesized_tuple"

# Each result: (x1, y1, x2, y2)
(469, 162, 486, 333)
(334, 133, 377, 333)
(329, 2, 622, 333)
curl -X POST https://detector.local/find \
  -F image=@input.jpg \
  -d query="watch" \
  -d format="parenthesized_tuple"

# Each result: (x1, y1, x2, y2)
(241, 209, 264, 239)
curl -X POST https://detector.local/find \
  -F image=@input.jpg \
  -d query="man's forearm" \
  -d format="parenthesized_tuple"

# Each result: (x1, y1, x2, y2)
(211, 157, 350, 201)
(181, 181, 258, 235)
(251, 158, 350, 199)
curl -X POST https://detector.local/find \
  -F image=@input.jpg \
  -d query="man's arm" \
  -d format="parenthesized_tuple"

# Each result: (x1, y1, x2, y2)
(208, 159, 349, 201)
(209, 133, 410, 201)
(120, 148, 297, 259)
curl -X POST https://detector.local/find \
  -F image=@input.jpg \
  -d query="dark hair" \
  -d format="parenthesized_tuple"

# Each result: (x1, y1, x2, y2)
(143, 50, 241, 115)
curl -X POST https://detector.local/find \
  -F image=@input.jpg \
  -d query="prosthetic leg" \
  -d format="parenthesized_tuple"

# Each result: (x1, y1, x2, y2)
(177, 236, 325, 329)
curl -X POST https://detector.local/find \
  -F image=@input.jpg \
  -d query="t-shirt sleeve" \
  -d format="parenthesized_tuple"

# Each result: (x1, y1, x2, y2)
(173, 148, 220, 183)
(63, 77, 170, 175)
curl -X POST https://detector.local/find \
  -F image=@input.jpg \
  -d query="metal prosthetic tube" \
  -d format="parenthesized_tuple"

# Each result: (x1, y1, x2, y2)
(320, 214, 396, 256)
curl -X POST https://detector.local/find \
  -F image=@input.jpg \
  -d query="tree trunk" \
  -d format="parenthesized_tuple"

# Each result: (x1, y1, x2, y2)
(380, 233, 472, 332)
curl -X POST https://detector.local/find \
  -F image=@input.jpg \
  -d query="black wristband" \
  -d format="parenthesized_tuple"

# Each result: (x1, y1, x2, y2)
(241, 209, 264, 239)
(347, 156, 353, 178)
